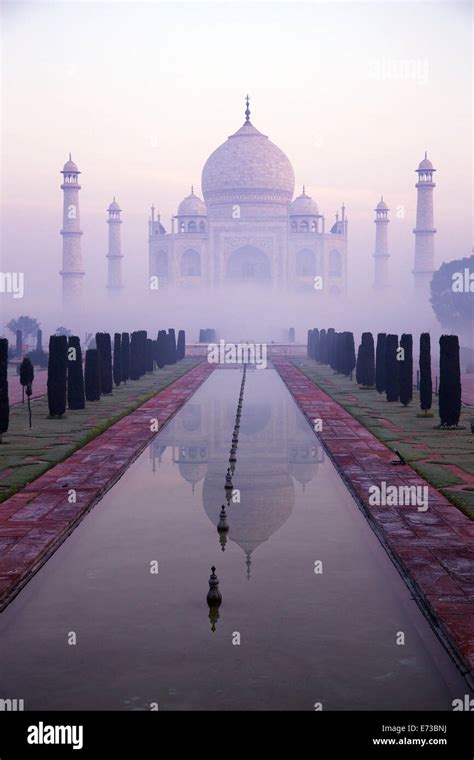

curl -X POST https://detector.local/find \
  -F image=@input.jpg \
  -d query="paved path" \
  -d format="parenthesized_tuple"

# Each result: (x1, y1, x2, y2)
(0, 362, 214, 611)
(273, 357, 474, 687)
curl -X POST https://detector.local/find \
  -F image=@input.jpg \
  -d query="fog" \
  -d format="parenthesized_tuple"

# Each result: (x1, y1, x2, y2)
(1, 1, 472, 351)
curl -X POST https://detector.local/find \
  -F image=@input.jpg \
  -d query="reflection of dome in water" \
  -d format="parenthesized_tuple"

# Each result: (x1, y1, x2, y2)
(177, 444, 207, 489)
(288, 443, 322, 488)
(202, 462, 294, 573)
(289, 462, 318, 487)
(226, 401, 272, 435)
(179, 462, 207, 485)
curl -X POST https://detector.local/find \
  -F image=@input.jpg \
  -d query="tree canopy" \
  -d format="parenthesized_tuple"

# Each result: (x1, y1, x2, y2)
(430, 254, 473, 331)
(6, 316, 40, 339)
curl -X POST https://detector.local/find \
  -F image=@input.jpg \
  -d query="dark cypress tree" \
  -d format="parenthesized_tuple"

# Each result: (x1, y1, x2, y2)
(84, 349, 101, 401)
(385, 334, 399, 402)
(113, 333, 122, 387)
(36, 329, 43, 352)
(357, 332, 375, 387)
(375, 333, 386, 394)
(319, 329, 327, 363)
(0, 338, 9, 443)
(138, 331, 148, 377)
(167, 329, 177, 365)
(355, 342, 362, 384)
(327, 328, 336, 368)
(16, 330, 22, 358)
(307, 330, 312, 359)
(146, 338, 154, 372)
(344, 332, 356, 377)
(96, 332, 113, 394)
(156, 330, 167, 369)
(67, 336, 85, 410)
(439, 335, 462, 427)
(399, 334, 413, 407)
(19, 356, 34, 427)
(121, 332, 130, 383)
(313, 329, 320, 362)
(47, 335, 67, 417)
(419, 333, 432, 413)
(199, 329, 205, 343)
(177, 330, 186, 360)
(289, 327, 295, 343)
(129, 332, 140, 380)
(335, 332, 344, 372)
(332, 332, 339, 372)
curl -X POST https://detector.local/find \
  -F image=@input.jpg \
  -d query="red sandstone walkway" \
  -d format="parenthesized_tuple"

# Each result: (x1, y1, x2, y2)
(273, 357, 474, 688)
(0, 361, 214, 611)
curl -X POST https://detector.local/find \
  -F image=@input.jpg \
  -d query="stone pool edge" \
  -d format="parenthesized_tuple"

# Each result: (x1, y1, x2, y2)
(272, 357, 474, 691)
(0, 361, 215, 613)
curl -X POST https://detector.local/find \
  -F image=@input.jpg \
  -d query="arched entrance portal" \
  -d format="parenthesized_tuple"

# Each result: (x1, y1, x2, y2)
(226, 245, 271, 285)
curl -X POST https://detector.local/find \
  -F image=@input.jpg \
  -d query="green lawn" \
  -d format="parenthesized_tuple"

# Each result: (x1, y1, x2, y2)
(0, 358, 201, 502)
(291, 359, 474, 520)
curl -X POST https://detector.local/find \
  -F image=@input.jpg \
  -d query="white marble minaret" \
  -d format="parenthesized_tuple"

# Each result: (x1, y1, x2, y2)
(373, 196, 390, 289)
(60, 154, 84, 304)
(413, 152, 436, 293)
(106, 197, 123, 292)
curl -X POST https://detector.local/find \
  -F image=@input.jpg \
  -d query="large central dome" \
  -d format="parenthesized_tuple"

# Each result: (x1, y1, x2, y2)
(201, 117, 295, 208)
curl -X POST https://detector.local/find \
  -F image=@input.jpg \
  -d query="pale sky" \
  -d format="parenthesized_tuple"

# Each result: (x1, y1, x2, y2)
(0, 0, 472, 324)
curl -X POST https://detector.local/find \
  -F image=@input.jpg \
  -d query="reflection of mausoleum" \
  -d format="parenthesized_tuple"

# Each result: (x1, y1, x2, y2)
(149, 99, 347, 295)
(149, 375, 324, 573)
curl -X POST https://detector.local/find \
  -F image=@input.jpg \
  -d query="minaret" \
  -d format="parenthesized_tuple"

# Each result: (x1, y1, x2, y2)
(60, 154, 84, 304)
(373, 197, 390, 289)
(106, 197, 123, 292)
(413, 152, 436, 293)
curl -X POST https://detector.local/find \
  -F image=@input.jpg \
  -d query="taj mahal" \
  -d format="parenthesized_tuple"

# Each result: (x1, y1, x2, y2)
(148, 97, 347, 294)
(59, 97, 436, 302)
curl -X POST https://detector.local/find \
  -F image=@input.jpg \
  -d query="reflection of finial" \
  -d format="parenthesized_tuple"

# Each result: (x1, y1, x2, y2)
(207, 566, 222, 609)
(191, 184, 194, 195)
(208, 605, 220, 633)
(425, 150, 427, 159)
(245, 94, 251, 123)
(69, 152, 72, 161)
(335, 211, 339, 221)
(246, 552, 251, 580)
(302, 185, 306, 195)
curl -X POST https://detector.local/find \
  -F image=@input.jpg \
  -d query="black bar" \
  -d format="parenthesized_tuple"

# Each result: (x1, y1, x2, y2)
(0, 711, 472, 758)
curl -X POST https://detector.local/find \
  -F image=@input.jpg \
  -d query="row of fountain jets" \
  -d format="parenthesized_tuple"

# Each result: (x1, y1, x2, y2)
(206, 364, 248, 629)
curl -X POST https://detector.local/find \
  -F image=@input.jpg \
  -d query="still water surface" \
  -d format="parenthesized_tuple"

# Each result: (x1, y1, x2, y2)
(0, 369, 468, 710)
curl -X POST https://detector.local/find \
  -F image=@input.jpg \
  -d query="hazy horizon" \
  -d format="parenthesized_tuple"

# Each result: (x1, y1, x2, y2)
(1, 0, 472, 338)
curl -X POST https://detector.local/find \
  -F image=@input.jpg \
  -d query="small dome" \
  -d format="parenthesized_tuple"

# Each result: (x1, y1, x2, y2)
(376, 197, 388, 211)
(108, 197, 121, 212)
(62, 154, 79, 173)
(178, 188, 207, 217)
(418, 153, 434, 171)
(290, 188, 319, 216)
